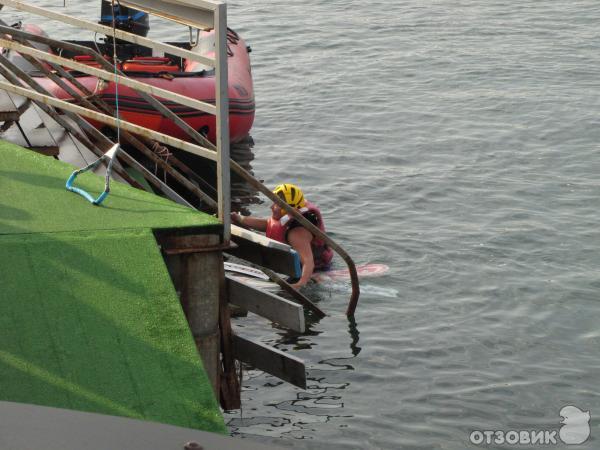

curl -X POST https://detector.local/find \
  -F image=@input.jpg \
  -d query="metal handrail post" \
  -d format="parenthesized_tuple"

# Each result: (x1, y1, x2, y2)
(215, 2, 230, 242)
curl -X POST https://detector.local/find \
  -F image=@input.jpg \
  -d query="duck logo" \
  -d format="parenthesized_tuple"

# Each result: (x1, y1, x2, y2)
(559, 406, 591, 445)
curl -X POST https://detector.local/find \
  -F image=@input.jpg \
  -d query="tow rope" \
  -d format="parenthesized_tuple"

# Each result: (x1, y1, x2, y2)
(66, 0, 121, 205)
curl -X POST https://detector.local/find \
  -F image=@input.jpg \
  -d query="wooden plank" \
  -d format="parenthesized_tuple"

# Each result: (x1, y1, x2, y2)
(34, 105, 91, 168)
(261, 268, 326, 319)
(231, 225, 293, 252)
(0, 89, 18, 121)
(227, 230, 302, 278)
(0, 39, 217, 116)
(226, 275, 304, 332)
(34, 107, 129, 184)
(232, 334, 306, 389)
(36, 106, 157, 189)
(1, 122, 28, 147)
(0, 89, 29, 121)
(0, 79, 217, 163)
(10, 91, 29, 115)
(1, 122, 58, 155)
(28, 147, 58, 156)
(16, 101, 43, 129)
(19, 127, 58, 152)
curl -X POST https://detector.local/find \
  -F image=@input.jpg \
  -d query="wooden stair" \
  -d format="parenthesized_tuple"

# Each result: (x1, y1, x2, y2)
(0, 88, 29, 122)
(0, 91, 128, 182)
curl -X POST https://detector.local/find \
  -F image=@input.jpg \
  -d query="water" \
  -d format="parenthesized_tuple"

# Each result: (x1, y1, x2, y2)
(17, 1, 600, 448)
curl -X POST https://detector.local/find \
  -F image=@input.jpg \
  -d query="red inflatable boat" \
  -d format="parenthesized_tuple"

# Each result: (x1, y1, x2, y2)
(13, 19, 254, 145)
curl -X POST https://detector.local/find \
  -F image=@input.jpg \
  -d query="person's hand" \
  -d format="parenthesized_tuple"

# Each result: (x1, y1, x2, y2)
(231, 212, 243, 225)
(289, 281, 307, 290)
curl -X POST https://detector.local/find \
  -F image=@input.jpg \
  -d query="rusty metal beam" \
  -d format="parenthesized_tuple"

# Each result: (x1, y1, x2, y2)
(0, 25, 217, 208)
(261, 268, 325, 319)
(41, 56, 218, 208)
(0, 80, 218, 161)
(0, 53, 143, 189)
(0, 25, 217, 152)
(0, 38, 217, 115)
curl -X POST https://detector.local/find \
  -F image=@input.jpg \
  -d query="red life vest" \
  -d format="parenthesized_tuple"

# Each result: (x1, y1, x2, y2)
(266, 201, 333, 270)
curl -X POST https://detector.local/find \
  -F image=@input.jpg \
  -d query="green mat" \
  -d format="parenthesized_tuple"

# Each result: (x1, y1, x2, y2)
(0, 141, 220, 235)
(0, 144, 226, 433)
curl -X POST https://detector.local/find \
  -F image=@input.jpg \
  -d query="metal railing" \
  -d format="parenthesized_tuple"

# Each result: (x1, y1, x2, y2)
(0, 0, 232, 239)
(0, 0, 361, 315)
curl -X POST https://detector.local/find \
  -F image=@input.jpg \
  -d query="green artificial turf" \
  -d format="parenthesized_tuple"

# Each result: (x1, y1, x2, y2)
(0, 144, 226, 433)
(0, 142, 220, 235)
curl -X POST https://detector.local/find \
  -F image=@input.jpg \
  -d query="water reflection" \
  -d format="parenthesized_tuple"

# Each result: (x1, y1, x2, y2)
(228, 359, 355, 440)
(265, 303, 363, 357)
(227, 308, 362, 440)
(265, 319, 322, 352)
(225, 254, 371, 442)
(347, 315, 361, 356)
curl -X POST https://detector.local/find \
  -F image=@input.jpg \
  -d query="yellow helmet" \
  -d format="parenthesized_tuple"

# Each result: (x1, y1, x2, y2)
(273, 183, 306, 209)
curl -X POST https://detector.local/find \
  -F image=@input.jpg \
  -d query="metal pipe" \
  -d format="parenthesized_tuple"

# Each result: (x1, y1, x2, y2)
(214, 3, 230, 241)
(0, 55, 192, 203)
(0, 79, 218, 161)
(40, 55, 218, 207)
(0, 37, 216, 115)
(0, 25, 217, 152)
(261, 268, 326, 319)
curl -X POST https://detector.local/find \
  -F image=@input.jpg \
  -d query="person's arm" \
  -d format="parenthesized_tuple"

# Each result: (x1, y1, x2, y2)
(287, 226, 315, 289)
(231, 212, 268, 231)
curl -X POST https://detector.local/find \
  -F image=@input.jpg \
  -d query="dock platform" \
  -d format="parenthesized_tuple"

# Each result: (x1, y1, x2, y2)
(0, 142, 226, 433)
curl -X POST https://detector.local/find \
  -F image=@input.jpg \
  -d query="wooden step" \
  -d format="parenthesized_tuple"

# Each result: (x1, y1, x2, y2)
(226, 274, 304, 332)
(1, 121, 60, 156)
(227, 225, 302, 278)
(34, 106, 96, 168)
(0, 89, 30, 121)
(45, 111, 129, 183)
(232, 334, 306, 389)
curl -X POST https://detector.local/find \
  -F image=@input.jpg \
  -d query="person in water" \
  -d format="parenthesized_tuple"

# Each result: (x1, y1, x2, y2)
(231, 183, 333, 289)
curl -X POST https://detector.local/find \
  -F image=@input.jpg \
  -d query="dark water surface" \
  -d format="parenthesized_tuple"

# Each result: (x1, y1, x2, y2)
(23, 0, 600, 448)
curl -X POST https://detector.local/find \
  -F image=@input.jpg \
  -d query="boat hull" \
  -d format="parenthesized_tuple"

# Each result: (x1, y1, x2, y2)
(31, 28, 255, 144)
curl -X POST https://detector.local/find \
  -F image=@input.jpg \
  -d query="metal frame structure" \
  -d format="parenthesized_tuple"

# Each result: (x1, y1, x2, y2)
(0, 0, 360, 315)
(0, 0, 231, 241)
(0, 0, 364, 412)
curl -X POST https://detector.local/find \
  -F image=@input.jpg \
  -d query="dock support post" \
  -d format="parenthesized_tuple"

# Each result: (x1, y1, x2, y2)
(156, 231, 222, 399)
